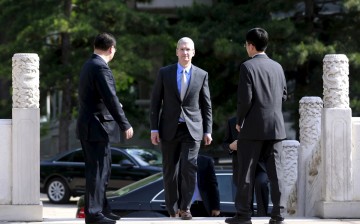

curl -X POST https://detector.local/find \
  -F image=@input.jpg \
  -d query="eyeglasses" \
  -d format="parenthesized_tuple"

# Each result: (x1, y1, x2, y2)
(177, 47, 194, 53)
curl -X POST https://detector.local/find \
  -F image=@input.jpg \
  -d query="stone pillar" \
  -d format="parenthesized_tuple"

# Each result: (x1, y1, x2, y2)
(315, 54, 360, 218)
(0, 119, 12, 205)
(0, 53, 42, 221)
(351, 117, 360, 200)
(280, 140, 299, 217)
(297, 97, 323, 216)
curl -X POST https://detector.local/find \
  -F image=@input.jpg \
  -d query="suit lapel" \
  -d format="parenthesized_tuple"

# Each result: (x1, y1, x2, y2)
(169, 64, 181, 101)
(184, 66, 196, 100)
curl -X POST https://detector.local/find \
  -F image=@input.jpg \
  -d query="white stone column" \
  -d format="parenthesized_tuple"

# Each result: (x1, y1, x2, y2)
(0, 53, 42, 221)
(352, 117, 360, 200)
(0, 119, 12, 204)
(315, 54, 360, 218)
(298, 97, 323, 216)
(280, 140, 299, 217)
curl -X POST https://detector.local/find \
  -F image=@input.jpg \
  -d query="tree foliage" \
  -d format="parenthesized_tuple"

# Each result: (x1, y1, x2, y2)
(1, 0, 360, 152)
(0, 0, 172, 152)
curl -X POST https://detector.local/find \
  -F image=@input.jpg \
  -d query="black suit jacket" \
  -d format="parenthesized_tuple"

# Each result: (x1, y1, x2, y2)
(150, 63, 212, 141)
(76, 54, 131, 143)
(236, 54, 287, 140)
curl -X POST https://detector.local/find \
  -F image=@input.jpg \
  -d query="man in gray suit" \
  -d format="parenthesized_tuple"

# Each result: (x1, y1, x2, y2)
(150, 37, 212, 220)
(76, 33, 133, 224)
(225, 28, 287, 224)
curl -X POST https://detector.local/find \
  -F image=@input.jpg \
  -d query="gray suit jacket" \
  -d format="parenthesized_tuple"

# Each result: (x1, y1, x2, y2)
(76, 54, 131, 143)
(236, 54, 287, 140)
(150, 63, 212, 141)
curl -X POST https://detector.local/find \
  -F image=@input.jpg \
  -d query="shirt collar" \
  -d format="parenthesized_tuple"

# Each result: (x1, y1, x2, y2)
(177, 63, 191, 73)
(252, 52, 266, 58)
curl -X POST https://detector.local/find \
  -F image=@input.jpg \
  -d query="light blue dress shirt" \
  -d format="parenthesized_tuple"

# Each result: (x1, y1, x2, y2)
(177, 63, 191, 94)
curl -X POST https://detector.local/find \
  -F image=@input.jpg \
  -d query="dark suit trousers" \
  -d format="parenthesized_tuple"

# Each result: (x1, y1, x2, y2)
(81, 140, 112, 220)
(254, 170, 269, 216)
(161, 123, 200, 215)
(235, 139, 282, 219)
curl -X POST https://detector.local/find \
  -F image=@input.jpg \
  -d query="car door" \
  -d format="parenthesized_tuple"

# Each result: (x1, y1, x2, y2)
(149, 188, 167, 213)
(149, 172, 237, 217)
(216, 173, 237, 216)
(56, 150, 86, 193)
(109, 149, 153, 190)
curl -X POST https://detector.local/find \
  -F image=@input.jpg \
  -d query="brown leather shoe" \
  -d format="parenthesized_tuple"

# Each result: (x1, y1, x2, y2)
(179, 210, 192, 220)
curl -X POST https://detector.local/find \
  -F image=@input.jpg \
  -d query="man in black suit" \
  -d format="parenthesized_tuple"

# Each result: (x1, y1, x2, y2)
(222, 117, 269, 216)
(150, 37, 213, 220)
(76, 33, 134, 224)
(225, 28, 287, 224)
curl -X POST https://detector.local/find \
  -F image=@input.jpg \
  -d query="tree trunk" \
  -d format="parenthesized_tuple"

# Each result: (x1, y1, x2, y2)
(304, 0, 315, 32)
(58, 0, 72, 153)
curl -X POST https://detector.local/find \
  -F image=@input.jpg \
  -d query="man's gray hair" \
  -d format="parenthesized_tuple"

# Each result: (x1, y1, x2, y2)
(177, 37, 195, 49)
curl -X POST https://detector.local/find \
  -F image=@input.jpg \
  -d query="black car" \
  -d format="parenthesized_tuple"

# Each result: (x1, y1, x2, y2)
(76, 170, 272, 218)
(40, 147, 162, 204)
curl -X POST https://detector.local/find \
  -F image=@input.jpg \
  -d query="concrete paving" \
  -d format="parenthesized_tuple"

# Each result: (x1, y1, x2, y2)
(4, 217, 360, 224)
(1, 195, 359, 223)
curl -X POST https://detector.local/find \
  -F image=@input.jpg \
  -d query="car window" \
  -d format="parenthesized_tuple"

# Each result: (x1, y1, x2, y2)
(58, 150, 84, 162)
(125, 148, 162, 166)
(112, 150, 131, 165)
(216, 173, 234, 203)
(72, 151, 85, 162)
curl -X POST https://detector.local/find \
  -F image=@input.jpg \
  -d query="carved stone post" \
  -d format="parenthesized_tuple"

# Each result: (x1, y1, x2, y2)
(0, 53, 42, 221)
(298, 97, 323, 216)
(316, 54, 360, 218)
(280, 140, 299, 217)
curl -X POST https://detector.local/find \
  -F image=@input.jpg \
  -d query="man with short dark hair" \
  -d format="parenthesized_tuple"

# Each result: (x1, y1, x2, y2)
(76, 32, 134, 224)
(225, 28, 287, 224)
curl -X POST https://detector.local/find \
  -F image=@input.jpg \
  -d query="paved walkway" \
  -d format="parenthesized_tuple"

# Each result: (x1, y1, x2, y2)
(3, 217, 360, 224)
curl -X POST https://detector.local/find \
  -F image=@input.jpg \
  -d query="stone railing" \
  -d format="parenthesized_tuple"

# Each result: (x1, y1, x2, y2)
(0, 53, 42, 221)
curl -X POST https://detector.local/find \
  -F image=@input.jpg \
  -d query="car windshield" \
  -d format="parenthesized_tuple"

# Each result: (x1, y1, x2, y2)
(125, 148, 162, 166)
(109, 172, 163, 198)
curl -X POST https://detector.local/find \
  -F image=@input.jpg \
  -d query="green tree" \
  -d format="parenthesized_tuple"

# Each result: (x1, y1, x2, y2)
(1, 0, 360, 154)
(0, 0, 171, 153)
(170, 0, 360, 145)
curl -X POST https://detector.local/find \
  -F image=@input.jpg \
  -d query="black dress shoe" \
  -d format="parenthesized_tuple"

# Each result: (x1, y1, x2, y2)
(225, 215, 252, 224)
(104, 212, 121, 220)
(86, 217, 116, 224)
(269, 217, 285, 224)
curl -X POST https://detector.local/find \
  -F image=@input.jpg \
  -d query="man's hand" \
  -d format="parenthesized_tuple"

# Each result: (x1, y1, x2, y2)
(229, 140, 237, 151)
(124, 127, 134, 139)
(203, 133, 212, 145)
(151, 132, 160, 145)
